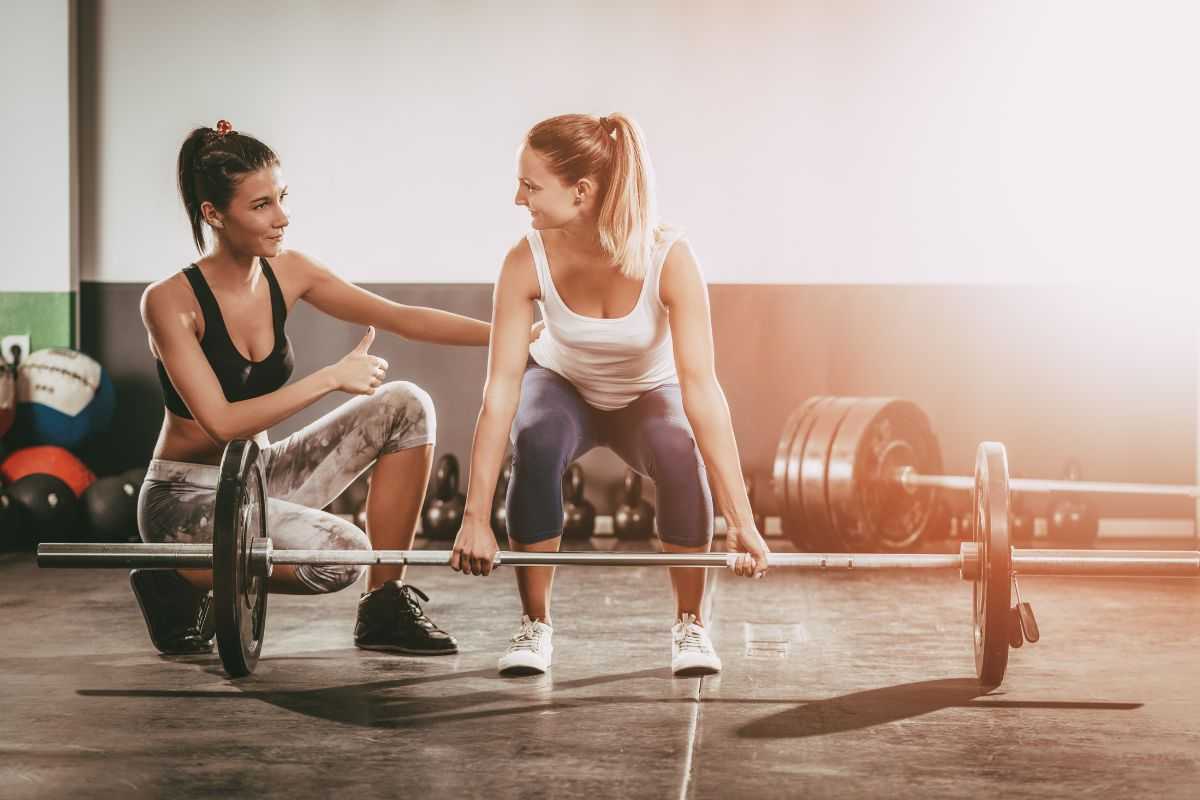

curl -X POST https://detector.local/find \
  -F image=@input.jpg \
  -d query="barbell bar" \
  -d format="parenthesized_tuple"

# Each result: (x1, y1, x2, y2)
(895, 468, 1200, 498)
(34, 439, 1200, 685)
(37, 543, 965, 572)
(36, 541, 1199, 577)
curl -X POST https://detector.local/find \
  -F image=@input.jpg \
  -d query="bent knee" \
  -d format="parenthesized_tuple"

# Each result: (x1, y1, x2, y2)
(644, 419, 699, 464)
(296, 563, 365, 594)
(374, 380, 436, 450)
(295, 521, 370, 593)
(512, 410, 577, 466)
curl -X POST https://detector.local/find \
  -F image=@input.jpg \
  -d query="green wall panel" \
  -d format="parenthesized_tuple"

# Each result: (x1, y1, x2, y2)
(0, 292, 75, 351)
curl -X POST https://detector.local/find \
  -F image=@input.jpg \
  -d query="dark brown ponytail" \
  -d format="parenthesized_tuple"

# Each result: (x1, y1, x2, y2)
(177, 125, 279, 253)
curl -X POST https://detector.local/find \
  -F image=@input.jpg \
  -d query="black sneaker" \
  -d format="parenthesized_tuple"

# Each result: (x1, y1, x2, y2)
(354, 582, 458, 655)
(129, 569, 215, 655)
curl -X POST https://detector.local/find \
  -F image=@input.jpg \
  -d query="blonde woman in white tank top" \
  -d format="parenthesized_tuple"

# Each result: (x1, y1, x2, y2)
(451, 113, 770, 677)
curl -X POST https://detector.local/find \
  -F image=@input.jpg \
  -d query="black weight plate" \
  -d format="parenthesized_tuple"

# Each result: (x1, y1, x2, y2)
(798, 397, 858, 551)
(772, 396, 824, 518)
(783, 396, 832, 550)
(827, 398, 891, 551)
(973, 442, 1012, 687)
(214, 439, 269, 678)
(827, 398, 943, 551)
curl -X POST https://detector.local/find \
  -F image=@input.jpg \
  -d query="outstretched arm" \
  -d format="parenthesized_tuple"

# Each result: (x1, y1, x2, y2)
(661, 241, 769, 578)
(451, 239, 542, 576)
(293, 251, 492, 346)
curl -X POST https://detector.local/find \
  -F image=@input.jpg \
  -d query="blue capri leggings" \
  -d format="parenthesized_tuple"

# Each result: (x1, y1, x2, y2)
(506, 362, 713, 547)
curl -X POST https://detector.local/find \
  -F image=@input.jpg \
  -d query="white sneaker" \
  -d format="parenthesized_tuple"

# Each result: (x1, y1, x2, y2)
(498, 615, 554, 675)
(672, 613, 722, 676)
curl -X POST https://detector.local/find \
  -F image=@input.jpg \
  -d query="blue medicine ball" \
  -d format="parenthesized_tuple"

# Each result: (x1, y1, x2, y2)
(13, 348, 116, 451)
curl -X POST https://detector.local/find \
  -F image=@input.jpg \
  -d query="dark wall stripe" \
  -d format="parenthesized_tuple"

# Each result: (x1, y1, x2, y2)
(76, 281, 1196, 519)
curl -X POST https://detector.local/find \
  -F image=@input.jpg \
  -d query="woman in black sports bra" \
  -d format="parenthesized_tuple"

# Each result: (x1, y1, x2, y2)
(134, 120, 491, 657)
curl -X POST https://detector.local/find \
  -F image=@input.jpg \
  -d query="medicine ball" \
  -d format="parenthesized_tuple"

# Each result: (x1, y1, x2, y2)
(0, 488, 27, 550)
(6, 473, 82, 546)
(13, 348, 116, 450)
(1, 445, 96, 497)
(120, 466, 147, 493)
(82, 474, 139, 542)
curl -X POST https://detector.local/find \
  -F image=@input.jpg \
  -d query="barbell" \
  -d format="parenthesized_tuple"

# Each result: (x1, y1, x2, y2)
(36, 439, 1199, 685)
(771, 396, 1200, 552)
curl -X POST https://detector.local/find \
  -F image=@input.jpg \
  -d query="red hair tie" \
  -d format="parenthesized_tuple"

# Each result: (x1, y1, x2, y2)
(215, 119, 233, 136)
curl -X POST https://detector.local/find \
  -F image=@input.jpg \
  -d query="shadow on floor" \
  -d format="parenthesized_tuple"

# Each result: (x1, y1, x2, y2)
(75, 666, 1143, 733)
(736, 678, 1142, 739)
(76, 663, 699, 728)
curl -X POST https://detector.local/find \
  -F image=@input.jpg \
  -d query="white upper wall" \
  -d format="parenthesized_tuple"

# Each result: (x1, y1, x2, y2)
(1, 0, 73, 292)
(82, 0, 1198, 284)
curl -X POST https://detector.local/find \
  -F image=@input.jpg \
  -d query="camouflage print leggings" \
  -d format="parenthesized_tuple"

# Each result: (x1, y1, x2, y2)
(137, 381, 435, 593)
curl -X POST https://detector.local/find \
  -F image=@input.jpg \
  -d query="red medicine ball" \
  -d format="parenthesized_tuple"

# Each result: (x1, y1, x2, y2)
(1, 445, 96, 497)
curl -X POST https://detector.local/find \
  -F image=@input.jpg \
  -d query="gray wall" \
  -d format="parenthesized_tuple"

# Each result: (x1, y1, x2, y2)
(80, 282, 1197, 522)
(1, 0, 74, 294)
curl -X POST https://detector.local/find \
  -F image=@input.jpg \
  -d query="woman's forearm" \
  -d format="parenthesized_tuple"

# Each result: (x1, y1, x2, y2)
(392, 305, 491, 346)
(680, 378, 757, 530)
(207, 368, 338, 443)
(462, 388, 521, 520)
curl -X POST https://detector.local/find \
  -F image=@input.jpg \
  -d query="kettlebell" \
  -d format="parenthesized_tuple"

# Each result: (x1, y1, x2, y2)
(561, 463, 596, 541)
(614, 469, 655, 540)
(422, 454, 465, 540)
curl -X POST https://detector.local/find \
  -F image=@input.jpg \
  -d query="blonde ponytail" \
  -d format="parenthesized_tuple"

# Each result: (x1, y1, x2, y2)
(596, 114, 657, 279)
(525, 112, 660, 279)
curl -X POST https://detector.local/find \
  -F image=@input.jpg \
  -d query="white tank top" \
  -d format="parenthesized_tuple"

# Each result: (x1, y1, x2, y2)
(526, 228, 684, 410)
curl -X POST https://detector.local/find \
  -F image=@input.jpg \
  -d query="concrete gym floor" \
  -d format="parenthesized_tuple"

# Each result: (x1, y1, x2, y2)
(2, 539, 1198, 799)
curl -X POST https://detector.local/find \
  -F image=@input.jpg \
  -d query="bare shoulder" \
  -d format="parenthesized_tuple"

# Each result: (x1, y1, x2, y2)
(659, 235, 704, 307)
(657, 224, 694, 271)
(661, 234, 700, 279)
(499, 236, 539, 299)
(266, 248, 325, 293)
(140, 271, 194, 322)
(503, 234, 534, 266)
(269, 248, 321, 273)
(266, 249, 346, 306)
(655, 222, 686, 246)
(140, 271, 202, 352)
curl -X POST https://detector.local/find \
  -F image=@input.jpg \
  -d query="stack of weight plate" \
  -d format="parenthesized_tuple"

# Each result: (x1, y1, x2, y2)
(771, 396, 944, 552)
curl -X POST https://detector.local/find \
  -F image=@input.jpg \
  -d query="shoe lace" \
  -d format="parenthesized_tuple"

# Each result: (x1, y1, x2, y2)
(508, 616, 543, 653)
(396, 584, 434, 625)
(196, 592, 215, 639)
(675, 614, 711, 653)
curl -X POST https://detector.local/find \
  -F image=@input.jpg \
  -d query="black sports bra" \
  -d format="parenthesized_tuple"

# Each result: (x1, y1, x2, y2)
(156, 260, 294, 420)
